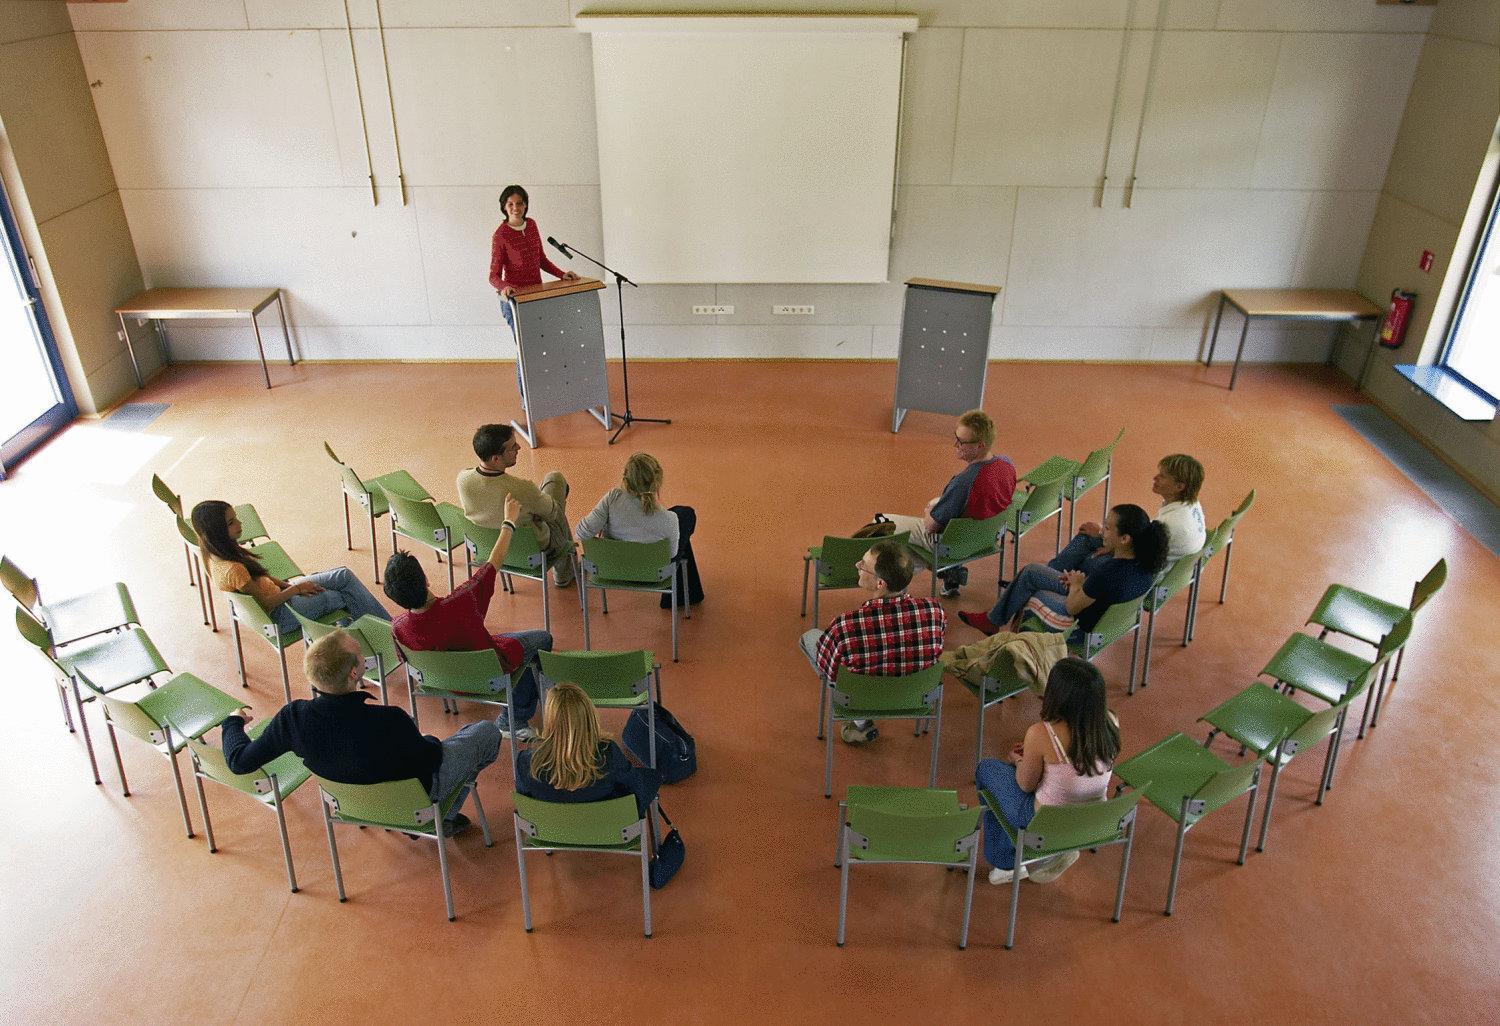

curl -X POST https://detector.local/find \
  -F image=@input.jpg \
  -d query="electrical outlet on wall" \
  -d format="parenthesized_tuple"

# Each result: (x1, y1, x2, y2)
(773, 305, 814, 315)
(692, 305, 734, 315)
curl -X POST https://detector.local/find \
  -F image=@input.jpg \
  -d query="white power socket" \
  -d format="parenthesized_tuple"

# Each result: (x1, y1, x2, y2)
(774, 305, 814, 316)
(692, 305, 734, 315)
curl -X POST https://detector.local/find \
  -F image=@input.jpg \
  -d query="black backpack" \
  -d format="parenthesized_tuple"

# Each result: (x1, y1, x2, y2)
(622, 701, 696, 784)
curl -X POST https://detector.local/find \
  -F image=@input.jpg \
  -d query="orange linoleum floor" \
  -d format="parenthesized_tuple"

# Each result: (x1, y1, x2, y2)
(1, 359, 1497, 1022)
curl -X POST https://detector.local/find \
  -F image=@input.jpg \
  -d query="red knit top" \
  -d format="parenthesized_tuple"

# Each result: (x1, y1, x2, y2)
(489, 218, 567, 292)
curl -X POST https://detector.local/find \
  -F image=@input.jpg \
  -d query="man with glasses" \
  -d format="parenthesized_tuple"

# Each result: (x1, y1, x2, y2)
(879, 409, 1015, 597)
(798, 539, 946, 744)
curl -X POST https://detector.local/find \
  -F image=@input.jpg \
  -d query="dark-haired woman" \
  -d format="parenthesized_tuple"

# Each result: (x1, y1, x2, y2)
(190, 500, 390, 634)
(975, 657, 1121, 883)
(958, 503, 1167, 640)
(490, 184, 579, 409)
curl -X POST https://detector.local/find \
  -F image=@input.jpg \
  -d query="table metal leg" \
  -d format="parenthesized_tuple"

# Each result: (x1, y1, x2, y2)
(1356, 317, 1380, 391)
(1204, 292, 1226, 367)
(1228, 312, 1251, 391)
(118, 312, 144, 388)
(276, 290, 295, 366)
(250, 310, 271, 389)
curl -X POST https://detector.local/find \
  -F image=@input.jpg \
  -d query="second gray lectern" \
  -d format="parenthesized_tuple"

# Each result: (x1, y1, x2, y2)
(891, 277, 1001, 433)
(507, 278, 612, 447)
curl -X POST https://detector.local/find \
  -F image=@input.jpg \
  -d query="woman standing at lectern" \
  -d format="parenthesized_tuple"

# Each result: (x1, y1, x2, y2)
(490, 184, 578, 410)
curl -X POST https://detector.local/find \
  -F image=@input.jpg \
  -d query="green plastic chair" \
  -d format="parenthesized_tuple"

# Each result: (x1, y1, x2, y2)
(323, 442, 432, 583)
(16, 604, 170, 785)
(1308, 558, 1445, 690)
(1023, 427, 1125, 537)
(951, 649, 1032, 764)
(580, 536, 688, 663)
(1189, 490, 1254, 634)
(181, 720, 311, 892)
(319, 774, 492, 922)
(1069, 595, 1146, 693)
(512, 792, 656, 936)
(821, 663, 944, 798)
(0, 553, 139, 648)
(907, 510, 1011, 600)
(150, 474, 270, 603)
(291, 609, 400, 704)
(1136, 548, 1205, 690)
(998, 466, 1070, 580)
(978, 785, 1147, 949)
(1114, 734, 1261, 915)
(174, 516, 303, 632)
(1200, 670, 1372, 854)
(91, 670, 246, 838)
(402, 646, 523, 779)
(224, 591, 345, 704)
(537, 650, 660, 768)
(1260, 612, 1411, 740)
(833, 786, 982, 949)
(800, 532, 911, 626)
(465, 517, 580, 633)
(385, 490, 467, 594)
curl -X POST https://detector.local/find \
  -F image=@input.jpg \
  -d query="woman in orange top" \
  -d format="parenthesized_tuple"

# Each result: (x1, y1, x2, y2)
(190, 500, 390, 635)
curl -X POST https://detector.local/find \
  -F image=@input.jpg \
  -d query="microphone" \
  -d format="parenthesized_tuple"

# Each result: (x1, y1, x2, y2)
(547, 236, 573, 259)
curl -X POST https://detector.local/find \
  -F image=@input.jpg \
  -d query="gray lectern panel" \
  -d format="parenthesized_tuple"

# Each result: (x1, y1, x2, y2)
(516, 291, 610, 426)
(892, 283, 995, 432)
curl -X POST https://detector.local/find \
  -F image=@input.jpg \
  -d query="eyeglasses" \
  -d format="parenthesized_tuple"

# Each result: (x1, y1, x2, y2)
(954, 436, 980, 447)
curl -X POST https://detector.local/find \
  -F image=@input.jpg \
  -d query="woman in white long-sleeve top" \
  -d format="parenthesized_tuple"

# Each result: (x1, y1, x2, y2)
(576, 453, 704, 607)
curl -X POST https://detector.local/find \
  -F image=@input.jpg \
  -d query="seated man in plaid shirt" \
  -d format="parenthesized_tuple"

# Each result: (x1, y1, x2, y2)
(798, 539, 947, 744)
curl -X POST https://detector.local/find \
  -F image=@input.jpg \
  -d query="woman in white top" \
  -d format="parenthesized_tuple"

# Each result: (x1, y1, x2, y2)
(576, 453, 704, 607)
(974, 657, 1121, 884)
(1048, 452, 1207, 572)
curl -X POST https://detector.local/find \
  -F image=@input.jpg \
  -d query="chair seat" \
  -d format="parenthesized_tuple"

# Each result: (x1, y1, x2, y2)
(845, 786, 972, 864)
(1308, 586, 1406, 647)
(367, 470, 432, 516)
(1022, 456, 1080, 487)
(958, 674, 1031, 706)
(909, 542, 1002, 573)
(244, 722, 313, 798)
(846, 785, 961, 816)
(1261, 632, 1371, 706)
(1200, 683, 1310, 757)
(43, 582, 139, 647)
(834, 701, 936, 720)
(588, 576, 670, 592)
(141, 672, 249, 744)
(234, 503, 270, 543)
(62, 627, 169, 693)
(246, 541, 303, 581)
(1114, 733, 1231, 823)
(520, 833, 642, 853)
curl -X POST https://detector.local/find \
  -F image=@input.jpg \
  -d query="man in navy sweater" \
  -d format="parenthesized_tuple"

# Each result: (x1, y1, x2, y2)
(219, 629, 500, 834)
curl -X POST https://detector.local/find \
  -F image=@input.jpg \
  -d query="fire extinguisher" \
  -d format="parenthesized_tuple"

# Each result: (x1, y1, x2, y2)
(1378, 289, 1416, 349)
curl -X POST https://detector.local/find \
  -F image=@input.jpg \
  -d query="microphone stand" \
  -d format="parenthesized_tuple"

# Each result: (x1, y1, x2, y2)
(552, 240, 671, 445)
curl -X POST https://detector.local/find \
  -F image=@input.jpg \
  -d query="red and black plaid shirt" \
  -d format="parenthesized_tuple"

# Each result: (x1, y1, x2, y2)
(814, 593, 946, 681)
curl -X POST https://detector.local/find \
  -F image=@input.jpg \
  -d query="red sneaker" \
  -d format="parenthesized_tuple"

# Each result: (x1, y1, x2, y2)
(959, 610, 999, 636)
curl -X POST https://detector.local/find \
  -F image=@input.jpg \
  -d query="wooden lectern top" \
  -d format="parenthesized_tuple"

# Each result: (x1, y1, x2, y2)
(905, 277, 1002, 296)
(510, 277, 605, 303)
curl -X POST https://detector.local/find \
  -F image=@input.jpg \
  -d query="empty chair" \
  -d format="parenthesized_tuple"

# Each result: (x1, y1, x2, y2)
(385, 490, 468, 594)
(1307, 558, 1445, 692)
(466, 517, 579, 633)
(1, 554, 139, 648)
(324, 442, 433, 582)
(1260, 612, 1411, 739)
(1135, 547, 1205, 690)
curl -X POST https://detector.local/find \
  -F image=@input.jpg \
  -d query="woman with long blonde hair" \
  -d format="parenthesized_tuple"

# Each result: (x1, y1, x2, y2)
(515, 682, 659, 814)
(575, 452, 704, 607)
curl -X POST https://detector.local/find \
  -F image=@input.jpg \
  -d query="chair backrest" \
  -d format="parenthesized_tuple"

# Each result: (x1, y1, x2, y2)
(1375, 611, 1414, 663)
(318, 776, 436, 828)
(96, 688, 168, 747)
(175, 515, 202, 549)
(0, 554, 38, 610)
(1282, 703, 1342, 756)
(1186, 760, 1259, 822)
(1411, 559, 1447, 614)
(501, 520, 547, 572)
(537, 649, 652, 702)
(844, 792, 980, 865)
(1085, 595, 1144, 653)
(352, 615, 401, 675)
(403, 646, 509, 696)
(1148, 549, 1201, 609)
(1017, 471, 1068, 528)
(816, 533, 910, 589)
(150, 474, 184, 517)
(14, 603, 55, 653)
(833, 662, 944, 714)
(224, 590, 283, 642)
(1071, 427, 1125, 495)
(1015, 786, 1146, 854)
(582, 536, 672, 584)
(937, 510, 1009, 562)
(513, 792, 641, 846)
(386, 491, 447, 545)
(1228, 489, 1255, 529)
(326, 443, 372, 499)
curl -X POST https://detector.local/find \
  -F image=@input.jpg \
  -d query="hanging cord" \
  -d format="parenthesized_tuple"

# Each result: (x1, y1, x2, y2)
(374, 0, 408, 206)
(1097, 0, 1137, 207)
(1123, 0, 1169, 209)
(342, 0, 378, 205)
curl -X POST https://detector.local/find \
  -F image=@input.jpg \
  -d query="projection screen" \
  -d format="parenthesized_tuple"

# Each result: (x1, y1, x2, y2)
(576, 16, 917, 284)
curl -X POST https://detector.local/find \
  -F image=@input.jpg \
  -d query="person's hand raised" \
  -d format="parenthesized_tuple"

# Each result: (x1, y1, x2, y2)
(503, 493, 522, 524)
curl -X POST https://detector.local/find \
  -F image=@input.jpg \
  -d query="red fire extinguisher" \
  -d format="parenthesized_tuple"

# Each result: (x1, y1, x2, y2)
(1378, 289, 1416, 349)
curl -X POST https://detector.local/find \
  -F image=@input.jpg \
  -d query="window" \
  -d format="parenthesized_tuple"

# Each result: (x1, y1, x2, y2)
(1440, 175, 1500, 403)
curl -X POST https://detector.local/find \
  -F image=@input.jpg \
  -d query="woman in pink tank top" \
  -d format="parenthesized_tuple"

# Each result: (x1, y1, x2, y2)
(973, 657, 1121, 884)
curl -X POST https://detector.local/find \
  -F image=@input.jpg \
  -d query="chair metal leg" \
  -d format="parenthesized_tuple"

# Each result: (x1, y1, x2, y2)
(540, 571, 551, 633)
(270, 784, 299, 892)
(407, 672, 421, 730)
(322, 802, 347, 902)
(1256, 758, 1281, 852)
(104, 718, 129, 795)
(470, 786, 494, 847)
(1137, 608, 1158, 694)
(164, 730, 195, 838)
(959, 842, 978, 949)
(1114, 816, 1136, 923)
(1219, 538, 1233, 603)
(192, 552, 209, 626)
(71, 678, 102, 785)
(833, 800, 846, 868)
(581, 580, 592, 650)
(670, 581, 679, 662)
(824, 696, 836, 798)
(184, 540, 197, 587)
(368, 507, 380, 583)
(1237, 772, 1259, 864)
(975, 692, 986, 765)
(342, 493, 353, 550)
(1369, 662, 1391, 730)
(446, 548, 455, 592)
(192, 769, 216, 852)
(800, 556, 810, 617)
(1126, 620, 1141, 692)
(927, 693, 943, 788)
(278, 647, 292, 704)
(1165, 805, 1190, 916)
(56, 681, 75, 732)
(433, 805, 455, 921)
(1357, 673, 1377, 740)
(640, 835, 653, 938)
(1392, 643, 1406, 683)
(817, 679, 827, 740)
(681, 562, 691, 620)
(1325, 709, 1348, 792)
(836, 826, 851, 946)
(231, 618, 248, 688)
(1004, 856, 1024, 949)
(601, 587, 609, 614)
(1316, 725, 1338, 805)
(513, 815, 534, 931)
(812, 581, 821, 627)
(647, 694, 657, 769)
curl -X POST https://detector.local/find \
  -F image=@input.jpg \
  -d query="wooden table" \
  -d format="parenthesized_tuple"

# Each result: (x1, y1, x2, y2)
(114, 288, 293, 390)
(1205, 288, 1383, 390)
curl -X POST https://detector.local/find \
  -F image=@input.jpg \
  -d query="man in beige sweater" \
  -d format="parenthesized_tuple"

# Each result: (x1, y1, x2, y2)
(456, 423, 576, 586)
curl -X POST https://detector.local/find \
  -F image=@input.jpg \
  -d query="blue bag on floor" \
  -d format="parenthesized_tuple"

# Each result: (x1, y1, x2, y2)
(622, 702, 696, 784)
(649, 806, 684, 889)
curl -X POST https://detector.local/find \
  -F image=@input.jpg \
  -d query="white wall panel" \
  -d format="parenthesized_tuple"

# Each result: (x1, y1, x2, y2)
(1133, 31, 1280, 189)
(912, 0, 1219, 30)
(77, 31, 343, 189)
(1291, 190, 1381, 287)
(67, 0, 249, 32)
(1217, 0, 1432, 34)
(1, 0, 71, 44)
(897, 28, 962, 186)
(1005, 187, 1309, 327)
(600, 285, 720, 327)
(953, 29, 1124, 187)
(570, 0, 898, 16)
(1429, 0, 1500, 47)
(1251, 33, 1423, 191)
(119, 187, 429, 327)
(248, 1, 570, 30)
(713, 283, 905, 327)
(890, 186, 1015, 288)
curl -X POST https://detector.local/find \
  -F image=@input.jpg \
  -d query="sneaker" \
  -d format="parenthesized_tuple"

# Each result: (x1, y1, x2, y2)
(494, 711, 515, 737)
(989, 864, 1029, 884)
(512, 724, 536, 743)
(940, 581, 962, 599)
(1027, 850, 1081, 884)
(840, 722, 879, 744)
(553, 574, 575, 590)
(443, 813, 472, 837)
(959, 610, 1000, 636)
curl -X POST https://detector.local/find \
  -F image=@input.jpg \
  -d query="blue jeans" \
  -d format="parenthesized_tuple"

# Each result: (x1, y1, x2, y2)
(501, 628, 552, 725)
(272, 567, 391, 634)
(428, 719, 502, 826)
(987, 562, 1069, 629)
(975, 759, 1035, 870)
(1050, 532, 1108, 575)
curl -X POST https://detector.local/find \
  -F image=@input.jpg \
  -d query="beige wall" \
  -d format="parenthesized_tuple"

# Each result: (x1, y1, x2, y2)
(1351, 0, 1500, 497)
(0, 1, 152, 415)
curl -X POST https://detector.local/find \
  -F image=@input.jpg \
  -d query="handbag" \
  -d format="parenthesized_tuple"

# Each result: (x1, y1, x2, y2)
(648, 806, 684, 889)
(622, 701, 697, 783)
(852, 513, 897, 539)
